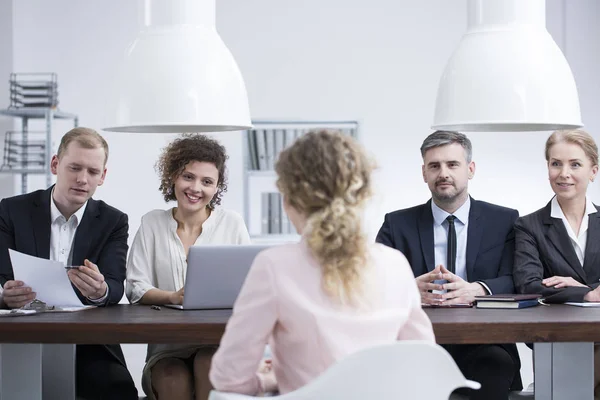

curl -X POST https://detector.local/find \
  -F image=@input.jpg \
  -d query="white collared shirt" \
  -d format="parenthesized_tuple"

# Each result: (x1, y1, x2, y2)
(431, 198, 492, 294)
(551, 196, 597, 267)
(49, 190, 107, 303)
(49, 190, 87, 266)
(432, 198, 470, 281)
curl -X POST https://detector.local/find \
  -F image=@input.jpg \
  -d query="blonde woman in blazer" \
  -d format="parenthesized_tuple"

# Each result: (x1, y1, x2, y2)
(513, 129, 600, 398)
(514, 130, 600, 303)
(210, 130, 435, 396)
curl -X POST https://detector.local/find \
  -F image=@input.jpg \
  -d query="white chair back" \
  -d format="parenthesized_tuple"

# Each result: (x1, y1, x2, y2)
(209, 341, 480, 400)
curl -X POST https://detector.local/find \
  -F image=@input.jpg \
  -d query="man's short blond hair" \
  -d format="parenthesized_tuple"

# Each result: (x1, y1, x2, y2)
(57, 127, 109, 165)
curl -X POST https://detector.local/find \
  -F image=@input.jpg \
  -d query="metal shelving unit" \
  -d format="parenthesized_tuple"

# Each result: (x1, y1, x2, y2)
(0, 108, 78, 193)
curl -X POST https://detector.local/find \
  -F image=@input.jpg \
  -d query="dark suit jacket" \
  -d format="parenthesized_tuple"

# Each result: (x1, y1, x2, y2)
(514, 200, 600, 303)
(0, 186, 128, 305)
(376, 197, 522, 390)
(0, 187, 131, 379)
(376, 198, 519, 295)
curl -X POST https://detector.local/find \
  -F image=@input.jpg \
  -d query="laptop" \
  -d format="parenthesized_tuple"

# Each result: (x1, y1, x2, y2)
(164, 244, 270, 310)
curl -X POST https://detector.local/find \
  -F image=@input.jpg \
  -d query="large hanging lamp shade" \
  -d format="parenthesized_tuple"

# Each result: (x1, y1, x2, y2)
(432, 0, 582, 132)
(104, 0, 251, 133)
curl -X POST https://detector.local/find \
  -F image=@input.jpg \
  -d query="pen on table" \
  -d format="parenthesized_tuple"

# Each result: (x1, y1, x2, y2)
(151, 305, 161, 311)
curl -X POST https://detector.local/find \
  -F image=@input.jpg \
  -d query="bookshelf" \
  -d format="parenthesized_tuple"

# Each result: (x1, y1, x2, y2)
(243, 120, 359, 243)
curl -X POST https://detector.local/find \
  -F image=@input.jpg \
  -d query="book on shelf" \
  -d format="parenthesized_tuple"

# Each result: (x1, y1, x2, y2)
(269, 192, 281, 234)
(274, 129, 285, 164)
(264, 129, 275, 169)
(246, 131, 259, 170)
(474, 294, 542, 309)
(261, 192, 270, 234)
(255, 130, 268, 170)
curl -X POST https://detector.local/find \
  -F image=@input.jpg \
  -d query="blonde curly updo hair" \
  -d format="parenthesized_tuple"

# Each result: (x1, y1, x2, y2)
(275, 129, 374, 306)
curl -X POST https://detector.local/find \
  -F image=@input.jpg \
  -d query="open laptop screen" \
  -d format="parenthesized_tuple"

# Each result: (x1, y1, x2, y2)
(164, 244, 271, 310)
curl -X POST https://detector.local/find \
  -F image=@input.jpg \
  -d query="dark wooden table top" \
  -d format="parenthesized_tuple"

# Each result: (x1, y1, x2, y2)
(1, 304, 600, 344)
(0, 305, 231, 344)
(427, 305, 600, 343)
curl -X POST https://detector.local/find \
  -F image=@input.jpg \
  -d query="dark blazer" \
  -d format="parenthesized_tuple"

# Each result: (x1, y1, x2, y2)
(514, 199, 600, 303)
(376, 198, 519, 295)
(0, 187, 137, 399)
(376, 197, 522, 391)
(0, 186, 127, 305)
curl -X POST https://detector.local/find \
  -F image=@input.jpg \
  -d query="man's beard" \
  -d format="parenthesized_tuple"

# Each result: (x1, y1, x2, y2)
(433, 181, 463, 202)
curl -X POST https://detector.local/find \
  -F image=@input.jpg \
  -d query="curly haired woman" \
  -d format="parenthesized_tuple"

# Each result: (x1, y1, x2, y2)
(126, 134, 250, 400)
(209, 130, 435, 396)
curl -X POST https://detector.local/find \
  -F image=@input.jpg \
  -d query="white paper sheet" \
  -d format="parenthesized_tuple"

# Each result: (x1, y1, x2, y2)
(0, 309, 37, 317)
(9, 249, 85, 307)
(565, 302, 600, 307)
(47, 306, 96, 312)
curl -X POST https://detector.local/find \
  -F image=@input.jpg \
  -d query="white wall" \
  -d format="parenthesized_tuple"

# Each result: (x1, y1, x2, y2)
(8, 0, 471, 241)
(565, 0, 600, 142)
(9, 0, 599, 237)
(0, 1, 14, 199)
(3, 0, 600, 393)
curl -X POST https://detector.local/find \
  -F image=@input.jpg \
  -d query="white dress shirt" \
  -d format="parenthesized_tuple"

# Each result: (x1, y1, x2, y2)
(551, 196, 597, 267)
(431, 198, 492, 294)
(432, 198, 470, 281)
(50, 191, 107, 303)
(49, 193, 87, 266)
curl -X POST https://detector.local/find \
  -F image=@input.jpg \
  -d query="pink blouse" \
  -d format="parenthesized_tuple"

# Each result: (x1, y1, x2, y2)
(210, 241, 435, 395)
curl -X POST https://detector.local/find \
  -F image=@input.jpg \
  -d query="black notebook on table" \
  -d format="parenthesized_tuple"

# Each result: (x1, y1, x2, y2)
(474, 294, 542, 309)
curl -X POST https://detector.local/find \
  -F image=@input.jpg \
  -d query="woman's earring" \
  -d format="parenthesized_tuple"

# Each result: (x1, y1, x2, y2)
(167, 186, 173, 195)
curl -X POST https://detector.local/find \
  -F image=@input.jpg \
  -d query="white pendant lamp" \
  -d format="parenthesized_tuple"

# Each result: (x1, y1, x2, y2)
(104, 0, 251, 133)
(432, 0, 582, 132)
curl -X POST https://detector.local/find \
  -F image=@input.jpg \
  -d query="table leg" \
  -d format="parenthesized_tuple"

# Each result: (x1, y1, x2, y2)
(0, 344, 42, 400)
(534, 342, 594, 400)
(43, 344, 76, 400)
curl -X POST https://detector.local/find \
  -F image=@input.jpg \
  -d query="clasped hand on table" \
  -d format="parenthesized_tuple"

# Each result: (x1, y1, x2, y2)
(416, 264, 485, 306)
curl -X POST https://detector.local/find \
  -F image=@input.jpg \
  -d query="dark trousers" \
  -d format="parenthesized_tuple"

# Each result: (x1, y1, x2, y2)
(76, 344, 138, 400)
(445, 344, 521, 400)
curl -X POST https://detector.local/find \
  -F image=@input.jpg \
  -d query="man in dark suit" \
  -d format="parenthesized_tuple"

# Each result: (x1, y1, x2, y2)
(0, 127, 138, 400)
(376, 131, 522, 400)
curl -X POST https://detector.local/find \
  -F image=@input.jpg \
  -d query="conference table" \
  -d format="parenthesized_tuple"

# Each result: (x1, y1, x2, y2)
(0, 305, 598, 400)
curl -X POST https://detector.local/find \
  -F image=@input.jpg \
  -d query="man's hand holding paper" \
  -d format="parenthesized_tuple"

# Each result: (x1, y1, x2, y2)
(3, 280, 36, 309)
(67, 259, 108, 300)
(8, 249, 87, 308)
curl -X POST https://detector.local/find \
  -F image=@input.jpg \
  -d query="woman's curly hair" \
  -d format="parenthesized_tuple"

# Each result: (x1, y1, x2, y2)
(155, 134, 228, 210)
(275, 129, 374, 307)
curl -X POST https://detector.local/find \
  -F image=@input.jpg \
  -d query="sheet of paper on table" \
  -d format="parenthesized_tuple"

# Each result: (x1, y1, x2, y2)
(9, 249, 92, 310)
(0, 309, 38, 317)
(565, 302, 600, 307)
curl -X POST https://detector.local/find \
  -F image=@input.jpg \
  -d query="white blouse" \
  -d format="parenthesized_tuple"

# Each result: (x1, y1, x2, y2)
(550, 196, 597, 267)
(126, 207, 251, 304)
